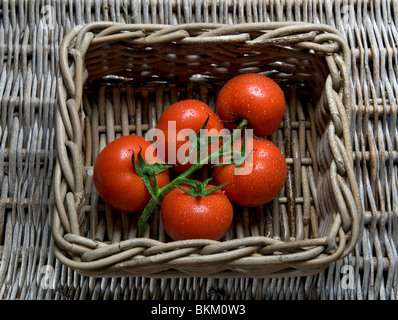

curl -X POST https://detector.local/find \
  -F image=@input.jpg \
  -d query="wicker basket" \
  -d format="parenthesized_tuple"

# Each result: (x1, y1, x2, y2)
(54, 22, 362, 278)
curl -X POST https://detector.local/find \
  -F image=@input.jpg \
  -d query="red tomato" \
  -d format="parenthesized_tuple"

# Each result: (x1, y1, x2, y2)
(214, 137, 287, 207)
(161, 184, 233, 241)
(155, 99, 225, 172)
(93, 135, 170, 212)
(216, 73, 285, 137)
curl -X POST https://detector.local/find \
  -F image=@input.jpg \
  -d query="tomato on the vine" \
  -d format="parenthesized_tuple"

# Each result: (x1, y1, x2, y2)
(216, 73, 285, 137)
(93, 135, 170, 212)
(93, 73, 288, 238)
(161, 183, 233, 241)
(155, 99, 225, 172)
(214, 137, 287, 207)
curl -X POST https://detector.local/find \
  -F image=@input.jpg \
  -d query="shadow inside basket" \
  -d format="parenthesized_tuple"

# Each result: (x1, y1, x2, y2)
(54, 24, 359, 277)
(82, 78, 331, 243)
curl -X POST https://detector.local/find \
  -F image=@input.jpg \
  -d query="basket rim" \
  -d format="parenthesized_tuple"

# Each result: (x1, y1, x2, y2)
(54, 21, 362, 278)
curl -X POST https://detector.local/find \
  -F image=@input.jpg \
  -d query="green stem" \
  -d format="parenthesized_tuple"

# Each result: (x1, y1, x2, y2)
(211, 118, 248, 162)
(138, 118, 248, 234)
(138, 197, 158, 233)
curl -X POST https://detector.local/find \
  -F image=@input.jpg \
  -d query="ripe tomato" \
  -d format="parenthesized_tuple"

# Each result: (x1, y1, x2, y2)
(214, 137, 287, 207)
(155, 99, 225, 172)
(161, 184, 233, 241)
(216, 73, 285, 137)
(93, 135, 170, 212)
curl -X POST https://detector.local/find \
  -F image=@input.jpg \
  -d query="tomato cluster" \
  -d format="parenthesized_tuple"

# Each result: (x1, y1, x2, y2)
(93, 73, 287, 241)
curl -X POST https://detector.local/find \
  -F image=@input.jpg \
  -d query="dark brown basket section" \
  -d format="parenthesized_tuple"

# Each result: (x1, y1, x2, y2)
(54, 22, 362, 278)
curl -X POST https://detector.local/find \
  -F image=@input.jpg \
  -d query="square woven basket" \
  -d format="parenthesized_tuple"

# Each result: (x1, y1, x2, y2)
(54, 22, 362, 278)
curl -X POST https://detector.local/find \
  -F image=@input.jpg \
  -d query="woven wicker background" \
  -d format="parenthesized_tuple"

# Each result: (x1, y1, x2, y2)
(0, 0, 397, 300)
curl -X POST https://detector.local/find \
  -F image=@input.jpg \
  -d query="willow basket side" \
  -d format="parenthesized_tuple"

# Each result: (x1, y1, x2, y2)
(53, 22, 362, 278)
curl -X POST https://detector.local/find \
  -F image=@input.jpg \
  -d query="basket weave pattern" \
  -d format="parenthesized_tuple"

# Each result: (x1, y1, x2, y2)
(54, 22, 361, 278)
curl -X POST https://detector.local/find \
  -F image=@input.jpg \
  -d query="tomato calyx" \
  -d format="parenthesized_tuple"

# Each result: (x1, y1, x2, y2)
(221, 112, 265, 141)
(215, 129, 255, 169)
(132, 147, 172, 199)
(182, 112, 213, 166)
(220, 111, 244, 125)
(176, 178, 228, 198)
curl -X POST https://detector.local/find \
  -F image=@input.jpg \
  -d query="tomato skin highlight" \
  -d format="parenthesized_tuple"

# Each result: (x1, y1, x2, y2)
(161, 184, 233, 241)
(216, 73, 285, 137)
(93, 135, 170, 212)
(155, 99, 225, 172)
(214, 137, 287, 207)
